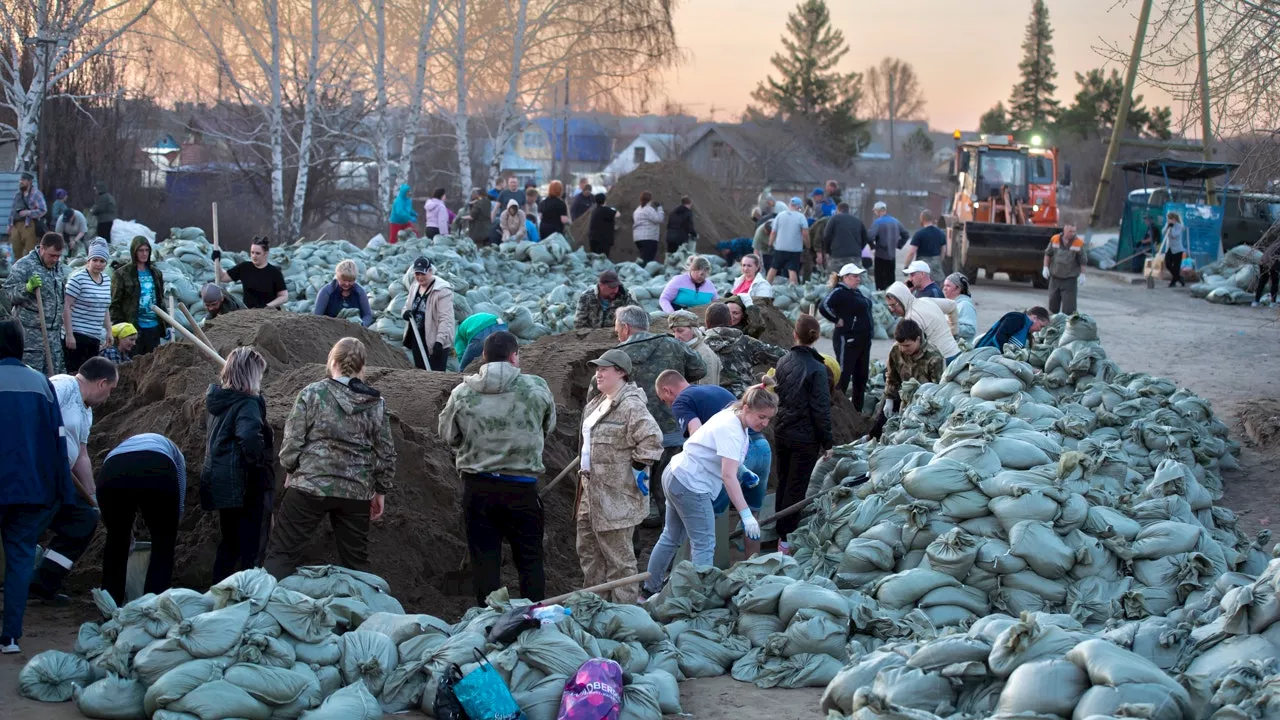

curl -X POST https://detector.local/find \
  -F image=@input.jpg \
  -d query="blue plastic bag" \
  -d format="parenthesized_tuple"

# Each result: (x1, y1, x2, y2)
(453, 651, 525, 720)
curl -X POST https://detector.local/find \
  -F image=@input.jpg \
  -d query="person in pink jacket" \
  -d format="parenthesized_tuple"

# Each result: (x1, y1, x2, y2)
(423, 188, 450, 239)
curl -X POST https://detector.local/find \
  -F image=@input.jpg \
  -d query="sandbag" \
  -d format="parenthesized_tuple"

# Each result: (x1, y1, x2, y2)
(74, 675, 147, 720)
(918, 584, 992, 615)
(841, 538, 896, 574)
(995, 658, 1088, 718)
(924, 528, 980, 580)
(736, 613, 785, 647)
(938, 490, 992, 520)
(778, 581, 850, 624)
(636, 670, 682, 714)
(821, 651, 909, 714)
(731, 575, 797, 615)
(235, 632, 297, 668)
(18, 649, 95, 702)
(358, 612, 451, 645)
(675, 628, 751, 678)
(168, 601, 251, 658)
(778, 608, 849, 658)
(871, 665, 956, 714)
(618, 677, 662, 720)
(906, 635, 992, 670)
(1065, 638, 1187, 693)
(900, 458, 977, 500)
(265, 587, 338, 643)
(167, 679, 271, 720)
(874, 569, 960, 608)
(513, 627, 592, 676)
(1131, 521, 1202, 559)
(971, 377, 1023, 400)
(338, 630, 399, 695)
(144, 659, 227, 715)
(1008, 521, 1076, 578)
(1073, 683, 1188, 720)
(566, 594, 667, 644)
(988, 616, 1081, 679)
(989, 492, 1060, 532)
(510, 673, 568, 720)
(299, 681, 382, 720)
(293, 636, 342, 666)
(989, 435, 1052, 469)
(209, 569, 277, 612)
(223, 663, 314, 705)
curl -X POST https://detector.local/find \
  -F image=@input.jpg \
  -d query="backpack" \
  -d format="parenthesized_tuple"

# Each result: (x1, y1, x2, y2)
(556, 658, 624, 720)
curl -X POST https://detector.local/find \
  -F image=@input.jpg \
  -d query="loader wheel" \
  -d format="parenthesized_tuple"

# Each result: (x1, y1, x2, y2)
(961, 264, 980, 284)
(1031, 272, 1049, 290)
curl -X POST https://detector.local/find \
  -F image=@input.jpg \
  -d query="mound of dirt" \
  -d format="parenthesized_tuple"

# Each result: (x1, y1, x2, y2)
(203, 309, 413, 371)
(570, 161, 755, 262)
(1238, 399, 1280, 448)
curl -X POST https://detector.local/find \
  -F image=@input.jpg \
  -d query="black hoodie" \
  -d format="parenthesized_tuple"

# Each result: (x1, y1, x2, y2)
(200, 384, 274, 510)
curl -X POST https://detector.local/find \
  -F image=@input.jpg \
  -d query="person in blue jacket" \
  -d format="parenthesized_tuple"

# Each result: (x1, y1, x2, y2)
(0, 318, 76, 654)
(313, 259, 374, 326)
(975, 306, 1051, 351)
(388, 184, 418, 243)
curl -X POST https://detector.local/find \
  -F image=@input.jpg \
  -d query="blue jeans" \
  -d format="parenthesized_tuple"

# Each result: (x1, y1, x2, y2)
(713, 435, 771, 514)
(460, 322, 508, 371)
(2, 504, 55, 639)
(644, 470, 716, 594)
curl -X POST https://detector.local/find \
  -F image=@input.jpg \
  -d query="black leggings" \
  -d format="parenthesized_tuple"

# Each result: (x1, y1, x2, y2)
(65, 333, 102, 374)
(212, 486, 271, 585)
(1165, 251, 1185, 287)
(636, 240, 659, 265)
(774, 440, 821, 542)
(833, 331, 871, 412)
(1258, 261, 1280, 302)
(97, 451, 182, 605)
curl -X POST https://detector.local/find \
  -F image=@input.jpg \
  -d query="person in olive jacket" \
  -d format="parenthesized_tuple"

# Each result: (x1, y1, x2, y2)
(770, 314, 832, 552)
(201, 346, 275, 584)
(110, 236, 166, 355)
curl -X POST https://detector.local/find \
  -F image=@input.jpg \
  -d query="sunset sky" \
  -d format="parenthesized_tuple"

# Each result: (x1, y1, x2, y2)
(660, 0, 1184, 135)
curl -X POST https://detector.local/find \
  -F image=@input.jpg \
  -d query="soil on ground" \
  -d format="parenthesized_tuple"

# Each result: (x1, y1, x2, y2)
(568, 161, 754, 263)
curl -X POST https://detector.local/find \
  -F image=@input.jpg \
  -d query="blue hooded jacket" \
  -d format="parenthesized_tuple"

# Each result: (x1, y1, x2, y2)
(390, 184, 418, 224)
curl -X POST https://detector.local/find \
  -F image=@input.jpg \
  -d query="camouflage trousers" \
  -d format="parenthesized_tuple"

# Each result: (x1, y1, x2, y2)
(576, 502, 640, 604)
(17, 309, 63, 375)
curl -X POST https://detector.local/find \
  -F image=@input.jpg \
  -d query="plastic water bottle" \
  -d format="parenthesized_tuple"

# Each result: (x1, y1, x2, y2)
(530, 605, 572, 627)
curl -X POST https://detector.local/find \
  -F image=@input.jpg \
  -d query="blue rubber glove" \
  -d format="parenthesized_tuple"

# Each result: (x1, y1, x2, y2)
(738, 467, 760, 490)
(633, 468, 649, 496)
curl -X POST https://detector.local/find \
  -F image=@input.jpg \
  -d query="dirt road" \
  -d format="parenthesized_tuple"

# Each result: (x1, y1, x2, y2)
(3, 274, 1277, 720)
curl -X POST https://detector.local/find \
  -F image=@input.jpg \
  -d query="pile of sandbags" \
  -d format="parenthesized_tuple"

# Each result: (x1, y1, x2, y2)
(1189, 245, 1267, 305)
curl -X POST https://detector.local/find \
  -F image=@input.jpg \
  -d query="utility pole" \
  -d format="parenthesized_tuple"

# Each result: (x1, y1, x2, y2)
(1194, 0, 1216, 204)
(1087, 0, 1154, 232)
(560, 65, 570, 185)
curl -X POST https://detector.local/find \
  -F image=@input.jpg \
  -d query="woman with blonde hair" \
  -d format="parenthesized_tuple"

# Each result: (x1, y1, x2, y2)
(264, 338, 396, 579)
(659, 254, 718, 312)
(1162, 210, 1187, 288)
(201, 346, 274, 583)
(632, 190, 665, 264)
(313, 259, 374, 326)
(644, 379, 776, 596)
(538, 179, 571, 239)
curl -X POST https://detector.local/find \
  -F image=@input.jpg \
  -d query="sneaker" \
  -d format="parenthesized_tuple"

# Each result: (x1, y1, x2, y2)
(29, 586, 71, 608)
(0, 637, 19, 654)
(1253, 301, 1262, 308)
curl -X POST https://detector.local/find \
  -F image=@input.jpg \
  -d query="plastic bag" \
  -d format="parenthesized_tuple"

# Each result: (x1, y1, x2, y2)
(18, 649, 95, 702)
(556, 658, 623, 720)
(483, 606, 540, 644)
(454, 652, 523, 720)
(74, 675, 147, 720)
(433, 665, 469, 720)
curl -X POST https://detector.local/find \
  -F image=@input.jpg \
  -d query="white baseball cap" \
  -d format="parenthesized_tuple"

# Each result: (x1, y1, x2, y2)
(838, 263, 866, 277)
(873, 201, 887, 211)
(903, 260, 931, 275)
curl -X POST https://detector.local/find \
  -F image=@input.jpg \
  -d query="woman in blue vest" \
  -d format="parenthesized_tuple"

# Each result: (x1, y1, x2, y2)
(313, 259, 374, 327)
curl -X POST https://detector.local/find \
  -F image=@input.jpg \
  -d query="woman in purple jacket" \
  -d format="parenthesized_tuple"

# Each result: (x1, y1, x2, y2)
(659, 255, 718, 312)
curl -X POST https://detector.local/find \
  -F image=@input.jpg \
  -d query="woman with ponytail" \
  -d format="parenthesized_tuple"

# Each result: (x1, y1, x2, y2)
(264, 337, 397, 579)
(644, 379, 778, 596)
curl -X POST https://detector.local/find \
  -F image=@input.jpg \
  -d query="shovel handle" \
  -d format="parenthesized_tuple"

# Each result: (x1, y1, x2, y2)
(542, 572, 651, 605)
(539, 457, 580, 497)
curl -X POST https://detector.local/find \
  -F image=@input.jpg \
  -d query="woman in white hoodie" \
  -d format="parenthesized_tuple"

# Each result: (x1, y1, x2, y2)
(885, 281, 961, 363)
(632, 191, 665, 265)
(728, 254, 774, 306)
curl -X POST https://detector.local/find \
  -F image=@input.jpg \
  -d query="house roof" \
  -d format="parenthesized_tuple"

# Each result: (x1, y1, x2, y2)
(633, 133, 676, 155)
(686, 123, 841, 185)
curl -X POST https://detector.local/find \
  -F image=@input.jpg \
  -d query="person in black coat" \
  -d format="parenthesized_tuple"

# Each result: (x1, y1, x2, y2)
(201, 346, 275, 584)
(771, 314, 833, 551)
(666, 196, 697, 253)
(818, 263, 873, 411)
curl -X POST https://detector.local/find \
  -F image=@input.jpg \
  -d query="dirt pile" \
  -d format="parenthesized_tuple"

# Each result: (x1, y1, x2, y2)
(1238, 399, 1280, 448)
(569, 161, 755, 262)
(202, 309, 413, 371)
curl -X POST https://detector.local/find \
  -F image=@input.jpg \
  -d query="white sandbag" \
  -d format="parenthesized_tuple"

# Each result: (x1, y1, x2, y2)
(358, 612, 451, 645)
(293, 636, 342, 666)
(166, 679, 271, 720)
(906, 635, 992, 670)
(1008, 521, 1076, 579)
(209, 569, 276, 612)
(168, 601, 251, 658)
(18, 650, 95, 702)
(989, 435, 1052, 469)
(938, 489, 992, 520)
(870, 665, 956, 715)
(133, 638, 197, 686)
(934, 439, 1003, 477)
(988, 616, 1081, 679)
(736, 613, 785, 647)
(1072, 683, 1188, 720)
(821, 651, 909, 714)
(994, 658, 1089, 718)
(971, 377, 1023, 400)
(778, 609, 849, 658)
(974, 539, 1027, 574)
(924, 528, 981, 580)
(1131, 521, 1202, 559)
(918, 584, 991, 615)
(74, 675, 147, 720)
(144, 659, 227, 715)
(223, 663, 314, 706)
(778, 582, 850, 624)
(299, 681, 381, 720)
(511, 673, 568, 720)
(637, 670, 682, 715)
(841, 538, 896, 574)
(873, 569, 961, 609)
(265, 587, 337, 643)
(338, 630, 399, 695)
(1065, 638, 1186, 692)
(900, 458, 977, 500)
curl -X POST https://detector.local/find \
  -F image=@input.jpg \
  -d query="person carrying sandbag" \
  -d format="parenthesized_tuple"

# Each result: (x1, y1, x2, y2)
(868, 319, 944, 440)
(643, 381, 774, 596)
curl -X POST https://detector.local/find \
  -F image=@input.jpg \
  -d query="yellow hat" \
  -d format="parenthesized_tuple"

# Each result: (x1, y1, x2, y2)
(111, 323, 138, 340)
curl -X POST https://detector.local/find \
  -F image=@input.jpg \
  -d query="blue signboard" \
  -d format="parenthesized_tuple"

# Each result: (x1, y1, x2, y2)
(1164, 202, 1222, 270)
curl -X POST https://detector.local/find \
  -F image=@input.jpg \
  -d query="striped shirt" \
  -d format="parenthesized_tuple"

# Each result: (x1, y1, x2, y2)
(65, 269, 111, 340)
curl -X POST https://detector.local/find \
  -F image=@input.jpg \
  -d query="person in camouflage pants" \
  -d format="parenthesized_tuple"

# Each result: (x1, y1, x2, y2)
(2, 233, 67, 374)
(264, 338, 397, 579)
(702, 302, 785, 395)
(438, 330, 557, 605)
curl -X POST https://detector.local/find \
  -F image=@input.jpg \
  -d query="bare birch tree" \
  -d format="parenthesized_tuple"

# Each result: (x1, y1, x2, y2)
(0, 0, 158, 172)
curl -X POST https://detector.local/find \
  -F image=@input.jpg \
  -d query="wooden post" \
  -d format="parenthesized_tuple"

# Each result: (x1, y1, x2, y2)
(1086, 0, 1155, 232)
(211, 202, 220, 248)
(541, 572, 652, 605)
(152, 305, 225, 369)
(1194, 0, 1216, 204)
(34, 287, 54, 375)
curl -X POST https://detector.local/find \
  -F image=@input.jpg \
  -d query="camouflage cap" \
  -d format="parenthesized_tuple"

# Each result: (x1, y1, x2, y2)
(589, 348, 633, 375)
(667, 310, 699, 329)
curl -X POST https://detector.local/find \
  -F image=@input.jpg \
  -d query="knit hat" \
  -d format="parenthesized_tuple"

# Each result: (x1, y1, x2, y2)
(87, 239, 109, 260)
(55, 188, 67, 199)
(201, 283, 224, 303)
(667, 310, 700, 329)
(111, 323, 138, 340)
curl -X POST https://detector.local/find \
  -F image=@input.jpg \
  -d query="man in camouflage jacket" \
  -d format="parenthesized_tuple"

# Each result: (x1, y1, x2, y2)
(703, 302, 785, 396)
(2, 234, 67, 374)
(573, 270, 635, 330)
(265, 371, 396, 579)
(438, 330, 557, 604)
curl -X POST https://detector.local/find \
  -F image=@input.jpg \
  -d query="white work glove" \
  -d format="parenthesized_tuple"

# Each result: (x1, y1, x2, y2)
(739, 508, 761, 541)
(1077, 274, 1086, 287)
(1041, 267, 1050, 280)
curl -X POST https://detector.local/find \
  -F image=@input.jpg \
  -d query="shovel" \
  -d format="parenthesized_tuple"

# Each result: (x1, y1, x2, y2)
(408, 312, 431, 369)
(442, 457, 582, 598)
(729, 472, 870, 541)
(34, 286, 54, 375)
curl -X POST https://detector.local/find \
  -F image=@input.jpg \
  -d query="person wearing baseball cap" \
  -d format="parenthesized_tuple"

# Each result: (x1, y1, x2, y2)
(868, 201, 908, 291)
(201, 282, 244, 322)
(903, 259, 943, 298)
(400, 256, 455, 370)
(577, 347, 663, 603)
(810, 188, 835, 218)
(574, 269, 635, 330)
(818, 263, 873, 409)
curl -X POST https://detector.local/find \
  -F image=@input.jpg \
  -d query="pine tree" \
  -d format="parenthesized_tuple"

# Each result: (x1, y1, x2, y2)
(979, 103, 1012, 134)
(1007, 0, 1060, 133)
(1056, 68, 1173, 141)
(751, 0, 868, 158)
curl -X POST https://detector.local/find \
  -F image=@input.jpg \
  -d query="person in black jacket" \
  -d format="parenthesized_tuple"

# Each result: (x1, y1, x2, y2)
(201, 346, 275, 584)
(820, 203, 870, 271)
(771, 314, 832, 551)
(666, 196, 697, 254)
(819, 263, 873, 411)
(587, 193, 618, 256)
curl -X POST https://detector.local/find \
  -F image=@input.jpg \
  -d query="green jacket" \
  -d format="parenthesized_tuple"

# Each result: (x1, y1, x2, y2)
(110, 236, 164, 326)
(703, 326, 785, 395)
(438, 362, 557, 476)
(279, 378, 396, 500)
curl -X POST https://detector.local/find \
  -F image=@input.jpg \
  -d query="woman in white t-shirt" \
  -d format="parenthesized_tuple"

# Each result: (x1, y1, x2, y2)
(643, 380, 778, 596)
